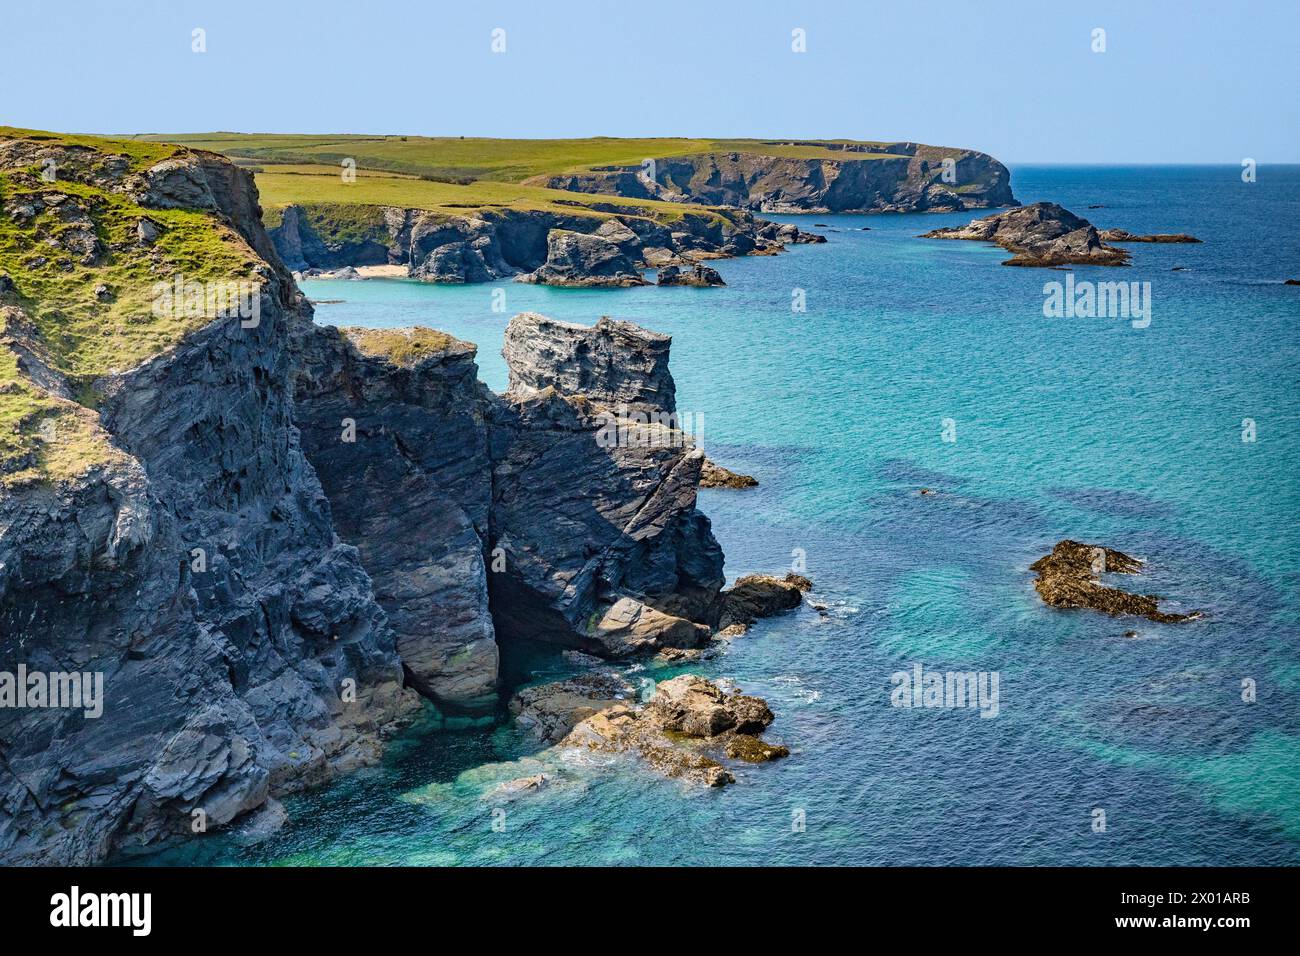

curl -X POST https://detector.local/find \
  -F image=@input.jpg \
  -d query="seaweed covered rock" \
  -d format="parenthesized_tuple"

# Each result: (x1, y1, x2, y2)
(1029, 540, 1199, 623)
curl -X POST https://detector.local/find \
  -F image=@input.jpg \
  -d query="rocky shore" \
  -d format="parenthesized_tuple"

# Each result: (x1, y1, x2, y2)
(271, 201, 823, 288)
(1, 132, 797, 863)
(511, 672, 787, 787)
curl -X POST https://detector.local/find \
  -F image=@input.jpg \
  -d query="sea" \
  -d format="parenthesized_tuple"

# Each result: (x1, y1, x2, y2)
(137, 165, 1300, 866)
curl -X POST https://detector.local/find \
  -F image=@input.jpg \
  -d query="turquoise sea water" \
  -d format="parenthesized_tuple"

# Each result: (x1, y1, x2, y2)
(145, 166, 1300, 865)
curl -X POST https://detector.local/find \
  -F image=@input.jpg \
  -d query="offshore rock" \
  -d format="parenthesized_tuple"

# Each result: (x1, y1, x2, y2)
(700, 459, 758, 488)
(1029, 540, 1200, 623)
(657, 263, 725, 287)
(712, 573, 809, 632)
(489, 314, 724, 655)
(922, 202, 1130, 267)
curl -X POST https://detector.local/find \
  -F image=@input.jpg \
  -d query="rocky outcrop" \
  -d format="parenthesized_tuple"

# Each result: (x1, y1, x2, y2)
(1029, 540, 1200, 623)
(511, 673, 785, 787)
(518, 229, 646, 287)
(0, 132, 738, 864)
(489, 312, 723, 656)
(700, 459, 758, 488)
(922, 202, 1130, 267)
(712, 573, 811, 633)
(509, 671, 637, 744)
(657, 264, 725, 287)
(1098, 228, 1201, 244)
(287, 326, 499, 711)
(531, 141, 1017, 213)
(0, 138, 420, 865)
(502, 312, 676, 414)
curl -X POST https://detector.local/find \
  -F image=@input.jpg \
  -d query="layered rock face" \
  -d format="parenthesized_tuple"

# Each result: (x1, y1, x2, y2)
(922, 202, 1130, 267)
(502, 313, 676, 413)
(1, 134, 737, 862)
(0, 140, 418, 864)
(269, 202, 820, 286)
(287, 325, 499, 711)
(490, 313, 725, 655)
(517, 230, 646, 287)
(532, 142, 1017, 213)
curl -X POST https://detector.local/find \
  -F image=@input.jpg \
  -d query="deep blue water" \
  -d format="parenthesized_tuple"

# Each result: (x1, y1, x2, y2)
(146, 166, 1300, 865)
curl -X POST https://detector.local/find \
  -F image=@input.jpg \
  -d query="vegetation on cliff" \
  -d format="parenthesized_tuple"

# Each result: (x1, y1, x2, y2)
(0, 128, 263, 483)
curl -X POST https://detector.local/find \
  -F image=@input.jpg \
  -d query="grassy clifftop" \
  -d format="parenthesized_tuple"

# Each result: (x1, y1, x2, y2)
(0, 128, 264, 484)
(136, 133, 901, 183)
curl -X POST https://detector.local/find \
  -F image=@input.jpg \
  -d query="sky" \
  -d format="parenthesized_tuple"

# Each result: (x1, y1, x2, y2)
(2, 0, 1297, 163)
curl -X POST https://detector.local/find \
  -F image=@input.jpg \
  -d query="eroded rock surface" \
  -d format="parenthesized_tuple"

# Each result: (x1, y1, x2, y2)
(0, 138, 420, 865)
(489, 313, 724, 655)
(547, 674, 785, 787)
(519, 229, 646, 287)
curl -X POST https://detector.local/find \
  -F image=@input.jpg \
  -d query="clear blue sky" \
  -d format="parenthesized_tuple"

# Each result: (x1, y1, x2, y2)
(2, 0, 1296, 163)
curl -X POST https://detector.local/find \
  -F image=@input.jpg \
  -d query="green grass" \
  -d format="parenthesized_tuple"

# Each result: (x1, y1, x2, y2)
(344, 327, 466, 365)
(0, 129, 263, 484)
(251, 163, 727, 222)
(135, 134, 902, 185)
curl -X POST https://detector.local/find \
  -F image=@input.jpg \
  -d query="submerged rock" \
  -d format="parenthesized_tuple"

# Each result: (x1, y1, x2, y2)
(922, 202, 1130, 267)
(1098, 228, 1201, 244)
(700, 458, 758, 488)
(726, 734, 790, 762)
(1029, 540, 1200, 623)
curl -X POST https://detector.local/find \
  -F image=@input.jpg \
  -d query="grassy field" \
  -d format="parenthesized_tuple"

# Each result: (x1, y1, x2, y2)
(134, 133, 900, 184)
(252, 163, 729, 221)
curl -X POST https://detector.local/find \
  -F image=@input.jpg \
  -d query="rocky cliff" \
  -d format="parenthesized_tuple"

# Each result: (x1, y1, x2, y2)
(0, 133, 419, 864)
(0, 131, 728, 863)
(531, 141, 1017, 213)
(268, 201, 822, 285)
